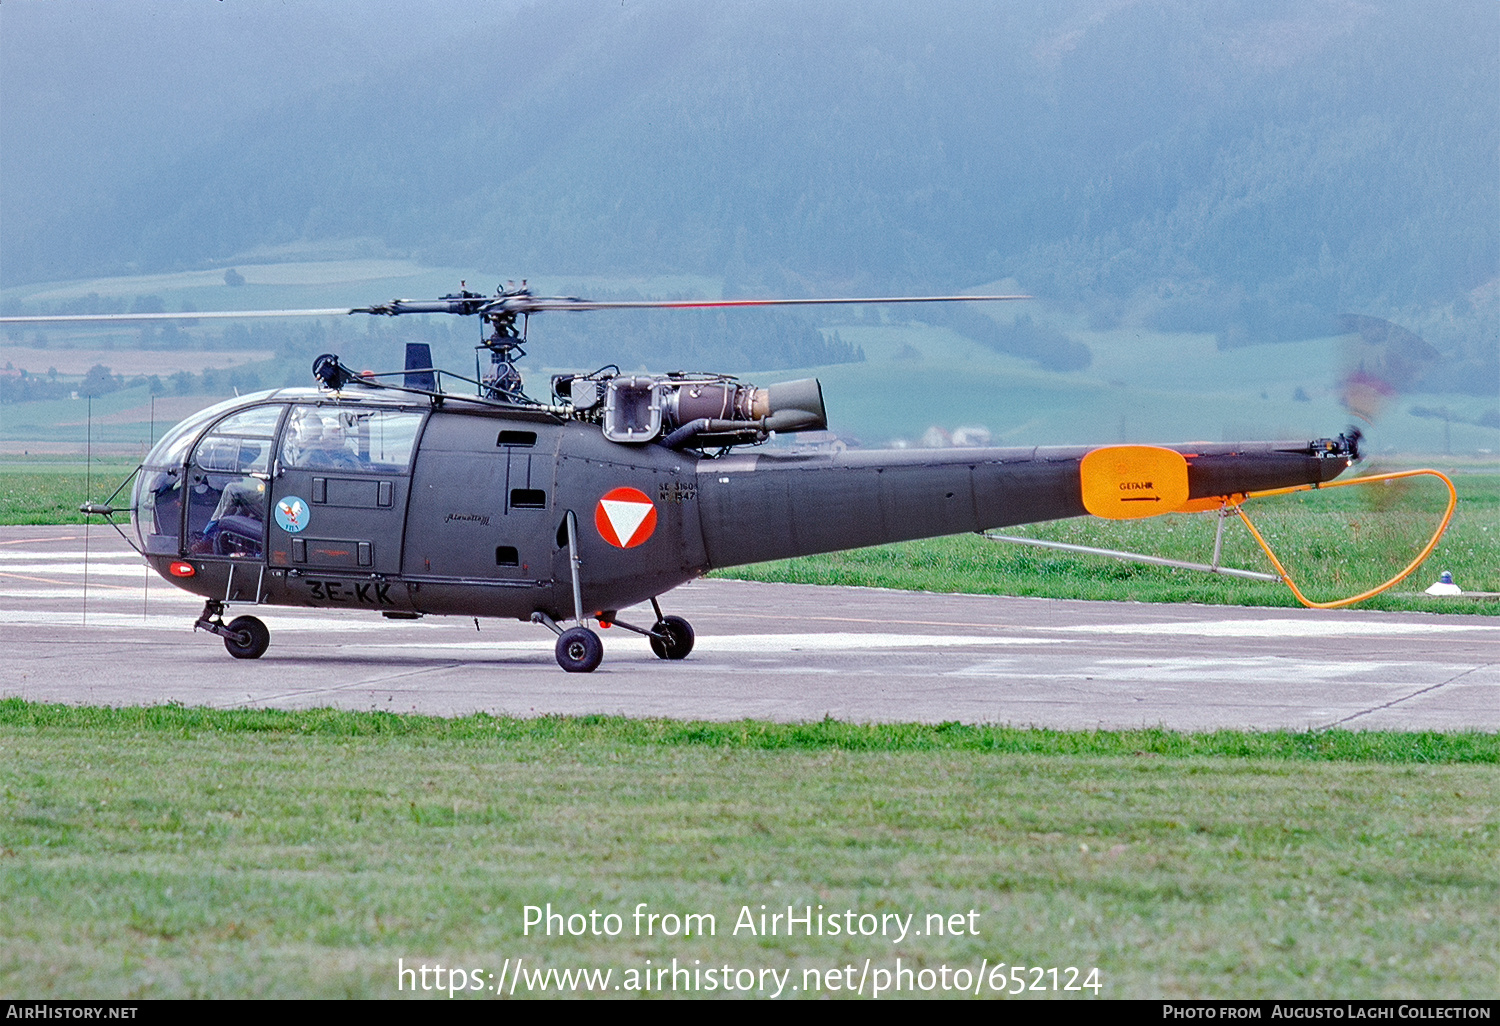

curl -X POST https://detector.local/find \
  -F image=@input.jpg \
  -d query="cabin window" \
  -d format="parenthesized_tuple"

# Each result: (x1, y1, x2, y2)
(495, 546, 520, 567)
(193, 406, 284, 475)
(136, 400, 285, 555)
(497, 430, 537, 447)
(282, 408, 423, 472)
(510, 488, 547, 509)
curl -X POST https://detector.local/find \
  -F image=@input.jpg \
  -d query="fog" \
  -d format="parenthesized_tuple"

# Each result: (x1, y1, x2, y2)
(2, 0, 1495, 390)
(1, 0, 515, 237)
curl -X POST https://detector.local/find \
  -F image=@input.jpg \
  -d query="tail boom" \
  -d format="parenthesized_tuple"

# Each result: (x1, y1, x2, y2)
(695, 439, 1354, 569)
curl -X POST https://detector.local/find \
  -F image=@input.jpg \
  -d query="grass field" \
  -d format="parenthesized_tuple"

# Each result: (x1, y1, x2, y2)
(0, 460, 141, 525)
(1, 704, 1495, 999)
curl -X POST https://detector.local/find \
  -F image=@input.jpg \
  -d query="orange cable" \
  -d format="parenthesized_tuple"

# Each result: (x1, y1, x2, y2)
(1228, 469, 1457, 609)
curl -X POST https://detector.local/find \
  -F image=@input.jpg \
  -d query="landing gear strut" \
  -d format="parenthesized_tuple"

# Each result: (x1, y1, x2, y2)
(534, 515, 693, 672)
(195, 599, 270, 659)
(532, 508, 608, 673)
(598, 598, 695, 661)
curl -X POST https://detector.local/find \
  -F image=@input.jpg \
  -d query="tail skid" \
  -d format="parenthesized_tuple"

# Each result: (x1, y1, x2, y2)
(983, 469, 1457, 609)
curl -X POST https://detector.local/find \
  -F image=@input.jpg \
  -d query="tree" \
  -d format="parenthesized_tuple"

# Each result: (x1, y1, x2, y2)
(78, 364, 121, 397)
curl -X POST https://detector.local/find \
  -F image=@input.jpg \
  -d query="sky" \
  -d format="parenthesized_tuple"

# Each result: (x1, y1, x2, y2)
(1, 0, 523, 223)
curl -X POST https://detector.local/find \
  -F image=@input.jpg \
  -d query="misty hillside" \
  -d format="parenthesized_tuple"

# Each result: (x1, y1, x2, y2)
(2, 0, 1495, 387)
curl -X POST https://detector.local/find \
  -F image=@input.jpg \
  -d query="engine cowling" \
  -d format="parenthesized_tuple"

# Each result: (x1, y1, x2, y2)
(556, 373, 827, 447)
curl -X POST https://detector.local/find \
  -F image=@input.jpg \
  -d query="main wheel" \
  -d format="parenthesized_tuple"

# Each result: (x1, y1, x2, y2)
(224, 615, 270, 660)
(648, 615, 695, 660)
(555, 626, 603, 673)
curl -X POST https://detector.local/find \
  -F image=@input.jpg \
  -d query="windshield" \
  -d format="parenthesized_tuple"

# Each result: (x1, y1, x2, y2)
(134, 392, 282, 554)
(142, 392, 279, 469)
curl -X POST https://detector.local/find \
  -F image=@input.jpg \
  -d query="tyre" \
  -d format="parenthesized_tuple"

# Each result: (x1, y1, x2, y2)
(648, 615, 695, 660)
(555, 626, 603, 673)
(224, 615, 270, 659)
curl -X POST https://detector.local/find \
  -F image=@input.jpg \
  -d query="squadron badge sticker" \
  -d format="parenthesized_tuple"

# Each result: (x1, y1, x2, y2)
(595, 487, 657, 548)
(275, 497, 310, 534)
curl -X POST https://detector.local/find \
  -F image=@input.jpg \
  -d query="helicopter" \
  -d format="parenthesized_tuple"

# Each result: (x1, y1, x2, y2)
(2, 282, 1382, 672)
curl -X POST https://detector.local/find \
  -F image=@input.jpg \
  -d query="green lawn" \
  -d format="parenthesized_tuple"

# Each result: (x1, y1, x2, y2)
(0, 461, 139, 525)
(1, 705, 1495, 998)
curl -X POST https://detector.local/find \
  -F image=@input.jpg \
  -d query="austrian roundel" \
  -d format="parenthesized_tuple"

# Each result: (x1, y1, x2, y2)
(594, 487, 658, 548)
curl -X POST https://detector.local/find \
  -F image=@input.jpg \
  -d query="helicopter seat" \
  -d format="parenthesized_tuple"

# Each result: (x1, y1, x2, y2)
(210, 515, 265, 557)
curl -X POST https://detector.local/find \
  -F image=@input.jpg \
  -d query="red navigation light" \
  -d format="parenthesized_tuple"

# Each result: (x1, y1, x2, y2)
(169, 561, 196, 577)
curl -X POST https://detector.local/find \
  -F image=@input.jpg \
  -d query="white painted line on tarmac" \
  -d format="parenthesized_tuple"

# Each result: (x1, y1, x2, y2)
(358, 639, 556, 653)
(0, 563, 154, 577)
(702, 632, 1062, 652)
(361, 633, 1064, 654)
(0, 609, 397, 632)
(948, 655, 1472, 684)
(1044, 619, 1498, 638)
(0, 588, 201, 601)
(0, 551, 141, 561)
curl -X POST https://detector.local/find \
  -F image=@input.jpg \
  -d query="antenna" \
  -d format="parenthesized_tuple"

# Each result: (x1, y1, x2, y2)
(83, 396, 91, 628)
(145, 393, 152, 619)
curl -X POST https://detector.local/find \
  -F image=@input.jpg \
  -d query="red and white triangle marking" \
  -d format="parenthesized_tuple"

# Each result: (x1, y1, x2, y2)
(595, 487, 658, 548)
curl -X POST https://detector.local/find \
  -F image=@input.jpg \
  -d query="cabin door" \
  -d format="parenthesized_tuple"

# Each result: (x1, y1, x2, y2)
(184, 404, 286, 562)
(268, 405, 424, 577)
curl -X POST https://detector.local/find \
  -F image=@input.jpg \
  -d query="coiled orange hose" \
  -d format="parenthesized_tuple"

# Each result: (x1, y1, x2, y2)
(1228, 469, 1457, 609)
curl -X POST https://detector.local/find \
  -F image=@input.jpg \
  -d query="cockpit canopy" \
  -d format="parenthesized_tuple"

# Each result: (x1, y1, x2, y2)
(132, 389, 424, 558)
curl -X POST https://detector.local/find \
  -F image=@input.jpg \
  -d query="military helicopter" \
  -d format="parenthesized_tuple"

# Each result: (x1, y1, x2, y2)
(3, 283, 1394, 672)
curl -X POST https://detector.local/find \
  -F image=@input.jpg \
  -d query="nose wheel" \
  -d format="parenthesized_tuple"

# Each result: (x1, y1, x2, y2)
(195, 600, 271, 659)
(223, 616, 270, 659)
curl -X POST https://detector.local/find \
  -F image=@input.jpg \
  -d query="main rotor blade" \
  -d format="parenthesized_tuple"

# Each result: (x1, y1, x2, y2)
(1, 293, 1031, 324)
(0, 308, 358, 324)
(513, 294, 1031, 312)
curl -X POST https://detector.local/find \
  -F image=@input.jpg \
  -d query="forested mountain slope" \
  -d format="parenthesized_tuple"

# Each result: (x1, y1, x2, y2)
(3, 1, 1495, 386)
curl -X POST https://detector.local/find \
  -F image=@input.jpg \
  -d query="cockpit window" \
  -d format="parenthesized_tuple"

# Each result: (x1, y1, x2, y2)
(212, 405, 285, 437)
(134, 394, 281, 555)
(192, 406, 285, 475)
(144, 394, 254, 469)
(282, 407, 423, 473)
(183, 405, 287, 559)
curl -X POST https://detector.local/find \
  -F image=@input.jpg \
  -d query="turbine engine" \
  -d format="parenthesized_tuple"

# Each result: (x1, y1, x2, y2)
(554, 372, 827, 448)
